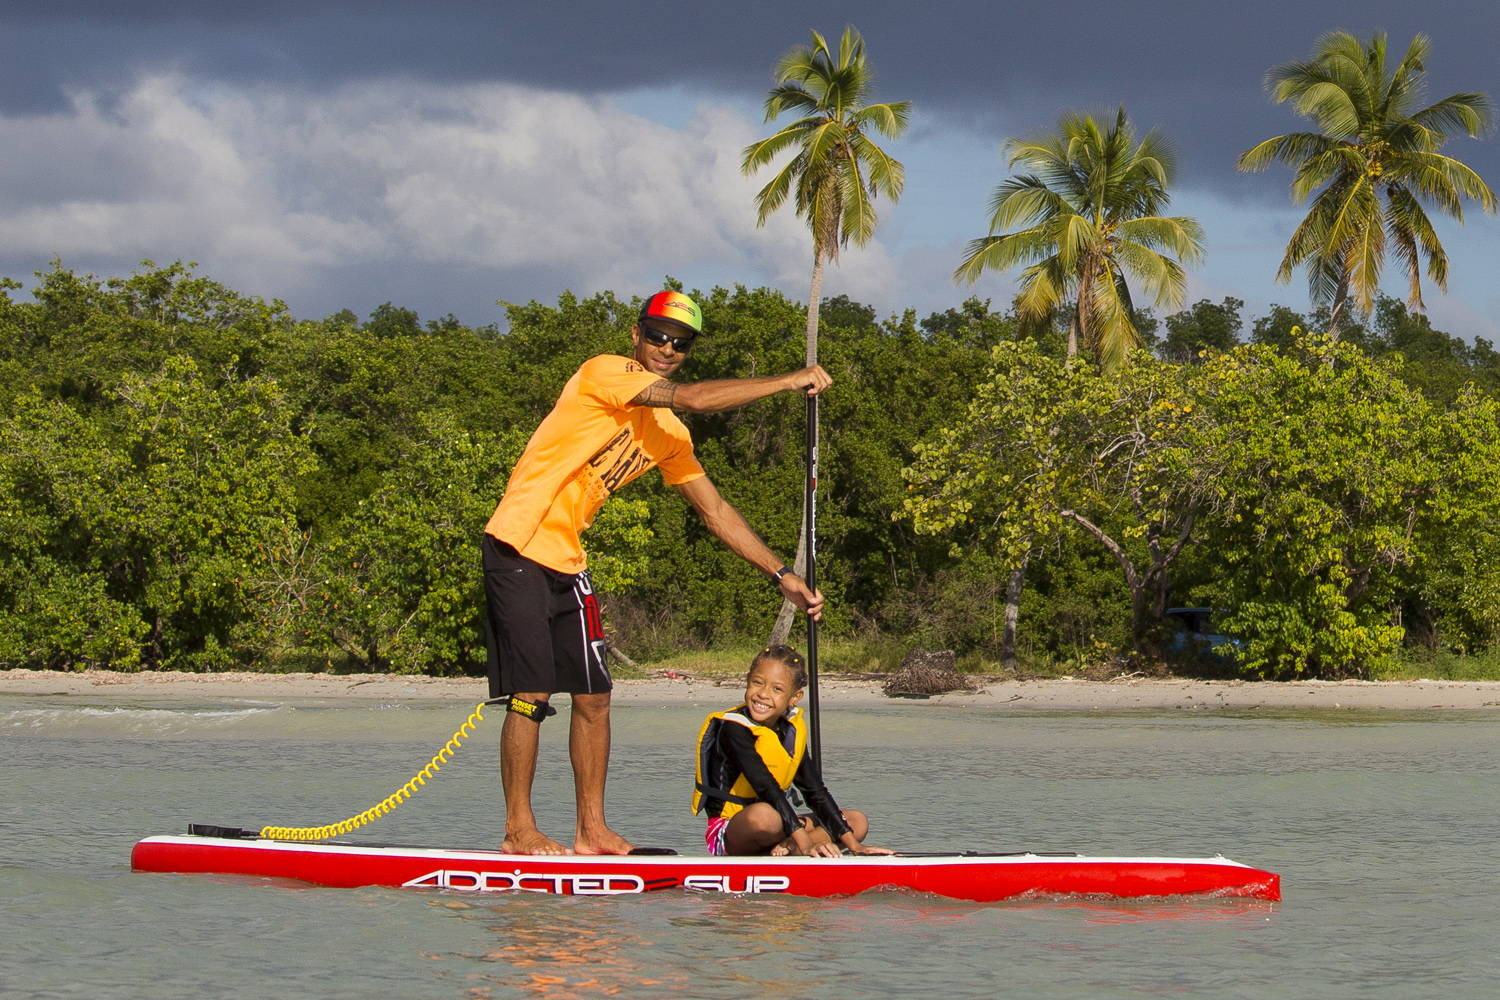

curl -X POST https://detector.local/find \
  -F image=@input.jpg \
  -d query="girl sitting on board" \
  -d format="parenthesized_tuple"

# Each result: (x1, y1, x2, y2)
(692, 644, 892, 858)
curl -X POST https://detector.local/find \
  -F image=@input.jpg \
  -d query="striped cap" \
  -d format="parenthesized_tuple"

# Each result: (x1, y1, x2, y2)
(639, 291, 703, 335)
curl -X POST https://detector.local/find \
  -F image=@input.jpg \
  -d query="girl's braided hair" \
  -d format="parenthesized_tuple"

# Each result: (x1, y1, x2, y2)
(749, 644, 807, 689)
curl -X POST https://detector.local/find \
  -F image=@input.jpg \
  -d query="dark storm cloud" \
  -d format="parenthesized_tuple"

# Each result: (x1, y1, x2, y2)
(7, 1, 1496, 193)
(5, 1, 1495, 332)
(1, 2, 784, 111)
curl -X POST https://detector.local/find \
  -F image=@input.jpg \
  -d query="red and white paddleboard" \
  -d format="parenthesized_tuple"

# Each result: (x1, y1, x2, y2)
(131, 834, 1280, 902)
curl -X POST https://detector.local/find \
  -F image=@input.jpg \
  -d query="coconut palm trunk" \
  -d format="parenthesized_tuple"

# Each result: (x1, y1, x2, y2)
(1000, 550, 1031, 669)
(769, 249, 826, 645)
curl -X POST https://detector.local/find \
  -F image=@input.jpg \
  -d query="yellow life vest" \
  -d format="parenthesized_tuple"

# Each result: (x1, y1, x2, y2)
(691, 707, 807, 818)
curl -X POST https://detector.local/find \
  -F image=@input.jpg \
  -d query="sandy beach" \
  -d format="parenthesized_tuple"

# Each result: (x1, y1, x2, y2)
(4, 668, 1498, 710)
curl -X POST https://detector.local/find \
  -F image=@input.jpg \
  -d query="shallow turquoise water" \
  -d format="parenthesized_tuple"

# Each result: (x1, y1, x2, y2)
(3, 691, 1497, 998)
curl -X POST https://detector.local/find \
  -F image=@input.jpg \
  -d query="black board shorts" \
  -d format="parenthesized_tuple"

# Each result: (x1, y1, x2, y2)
(481, 533, 611, 700)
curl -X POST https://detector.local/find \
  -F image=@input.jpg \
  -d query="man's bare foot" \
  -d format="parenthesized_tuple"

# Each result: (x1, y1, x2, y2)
(503, 828, 573, 856)
(573, 826, 633, 855)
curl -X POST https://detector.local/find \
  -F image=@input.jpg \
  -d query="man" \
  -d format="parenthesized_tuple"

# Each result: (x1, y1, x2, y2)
(482, 289, 829, 856)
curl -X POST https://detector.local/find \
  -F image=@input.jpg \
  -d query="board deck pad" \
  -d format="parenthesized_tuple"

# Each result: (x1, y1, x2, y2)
(132, 835, 1281, 902)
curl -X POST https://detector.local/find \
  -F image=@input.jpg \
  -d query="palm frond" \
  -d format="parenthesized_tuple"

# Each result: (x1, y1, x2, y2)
(1013, 259, 1070, 321)
(750, 153, 808, 225)
(988, 178, 1070, 231)
(1287, 146, 1362, 204)
(953, 228, 1058, 283)
(1390, 150, 1498, 216)
(848, 130, 907, 200)
(1410, 93, 1495, 139)
(1111, 241, 1189, 310)
(764, 83, 821, 120)
(1277, 200, 1335, 283)
(1341, 190, 1387, 313)
(1385, 33, 1431, 115)
(741, 121, 819, 173)
(851, 101, 912, 139)
(1056, 213, 1098, 272)
(1386, 183, 1446, 295)
(1115, 216, 1206, 261)
(1130, 128, 1178, 188)
(1385, 196, 1425, 308)
(838, 155, 879, 247)
(1081, 261, 1140, 370)
(1306, 254, 1345, 308)
(1237, 132, 1340, 172)
(1294, 81, 1363, 139)
(798, 119, 845, 174)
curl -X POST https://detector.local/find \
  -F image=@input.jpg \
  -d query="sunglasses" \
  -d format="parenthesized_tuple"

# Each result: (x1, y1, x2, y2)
(640, 324, 696, 353)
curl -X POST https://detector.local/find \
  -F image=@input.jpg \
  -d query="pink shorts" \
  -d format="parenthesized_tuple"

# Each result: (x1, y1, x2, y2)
(704, 816, 731, 856)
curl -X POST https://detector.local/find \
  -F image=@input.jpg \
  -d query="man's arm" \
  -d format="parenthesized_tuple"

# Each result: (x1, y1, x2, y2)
(632, 364, 832, 413)
(673, 476, 823, 620)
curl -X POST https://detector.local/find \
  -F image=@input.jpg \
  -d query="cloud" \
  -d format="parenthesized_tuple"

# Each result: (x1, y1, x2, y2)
(0, 74, 856, 320)
(1, 62, 1492, 341)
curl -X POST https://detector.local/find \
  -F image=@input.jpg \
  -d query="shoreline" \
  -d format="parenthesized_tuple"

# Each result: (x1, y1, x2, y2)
(3, 668, 1498, 711)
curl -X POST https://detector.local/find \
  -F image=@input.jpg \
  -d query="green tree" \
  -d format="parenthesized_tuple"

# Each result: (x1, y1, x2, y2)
(1161, 297, 1243, 363)
(1250, 304, 1310, 350)
(1238, 31, 1496, 338)
(1197, 334, 1500, 676)
(0, 394, 147, 668)
(0, 356, 314, 670)
(905, 342, 1221, 663)
(3, 261, 290, 408)
(902, 341, 1074, 664)
(955, 107, 1205, 369)
(1397, 387, 1500, 653)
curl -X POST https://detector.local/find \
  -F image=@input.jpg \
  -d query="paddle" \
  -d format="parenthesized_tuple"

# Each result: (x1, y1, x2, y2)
(804, 388, 822, 771)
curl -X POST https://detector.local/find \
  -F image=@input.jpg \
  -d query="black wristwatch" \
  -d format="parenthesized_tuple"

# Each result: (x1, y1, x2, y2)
(770, 565, 793, 589)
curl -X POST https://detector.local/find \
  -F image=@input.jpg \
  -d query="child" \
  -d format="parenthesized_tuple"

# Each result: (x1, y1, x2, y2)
(692, 644, 891, 858)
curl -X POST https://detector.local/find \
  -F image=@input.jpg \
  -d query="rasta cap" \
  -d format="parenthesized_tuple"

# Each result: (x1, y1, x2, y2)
(639, 290, 703, 335)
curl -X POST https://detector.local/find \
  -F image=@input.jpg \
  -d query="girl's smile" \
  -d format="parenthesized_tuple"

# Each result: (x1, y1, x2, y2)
(743, 658, 802, 723)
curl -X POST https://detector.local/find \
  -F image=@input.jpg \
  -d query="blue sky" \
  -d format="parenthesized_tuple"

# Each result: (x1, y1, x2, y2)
(3, 1, 1496, 339)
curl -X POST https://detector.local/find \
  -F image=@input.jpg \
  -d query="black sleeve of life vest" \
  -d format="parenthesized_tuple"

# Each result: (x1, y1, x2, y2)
(793, 754, 852, 842)
(719, 723, 802, 837)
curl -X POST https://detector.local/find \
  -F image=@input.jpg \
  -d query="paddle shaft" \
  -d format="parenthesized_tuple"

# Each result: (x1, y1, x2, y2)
(804, 389, 821, 771)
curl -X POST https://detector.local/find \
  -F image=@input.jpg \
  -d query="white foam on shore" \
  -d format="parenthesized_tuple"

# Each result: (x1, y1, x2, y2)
(1, 704, 278, 734)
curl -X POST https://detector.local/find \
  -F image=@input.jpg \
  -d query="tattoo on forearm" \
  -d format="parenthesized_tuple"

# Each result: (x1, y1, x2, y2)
(633, 380, 679, 408)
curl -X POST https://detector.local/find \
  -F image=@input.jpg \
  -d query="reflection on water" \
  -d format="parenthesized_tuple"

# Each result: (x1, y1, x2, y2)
(447, 897, 694, 998)
(439, 892, 835, 998)
(423, 884, 1279, 999)
(1017, 896, 1279, 926)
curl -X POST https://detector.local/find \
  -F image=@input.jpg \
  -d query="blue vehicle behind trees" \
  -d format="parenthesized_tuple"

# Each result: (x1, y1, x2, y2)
(1165, 607, 1240, 665)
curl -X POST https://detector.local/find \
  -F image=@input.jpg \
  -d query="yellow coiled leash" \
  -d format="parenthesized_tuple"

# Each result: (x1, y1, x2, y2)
(258, 701, 491, 842)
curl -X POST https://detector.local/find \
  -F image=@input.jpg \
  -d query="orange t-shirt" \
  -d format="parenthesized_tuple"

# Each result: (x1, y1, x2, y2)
(485, 354, 706, 573)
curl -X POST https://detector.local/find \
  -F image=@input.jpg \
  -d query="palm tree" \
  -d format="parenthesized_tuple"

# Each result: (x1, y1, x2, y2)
(742, 26, 909, 642)
(955, 107, 1204, 370)
(1238, 31, 1495, 338)
(742, 25, 910, 367)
